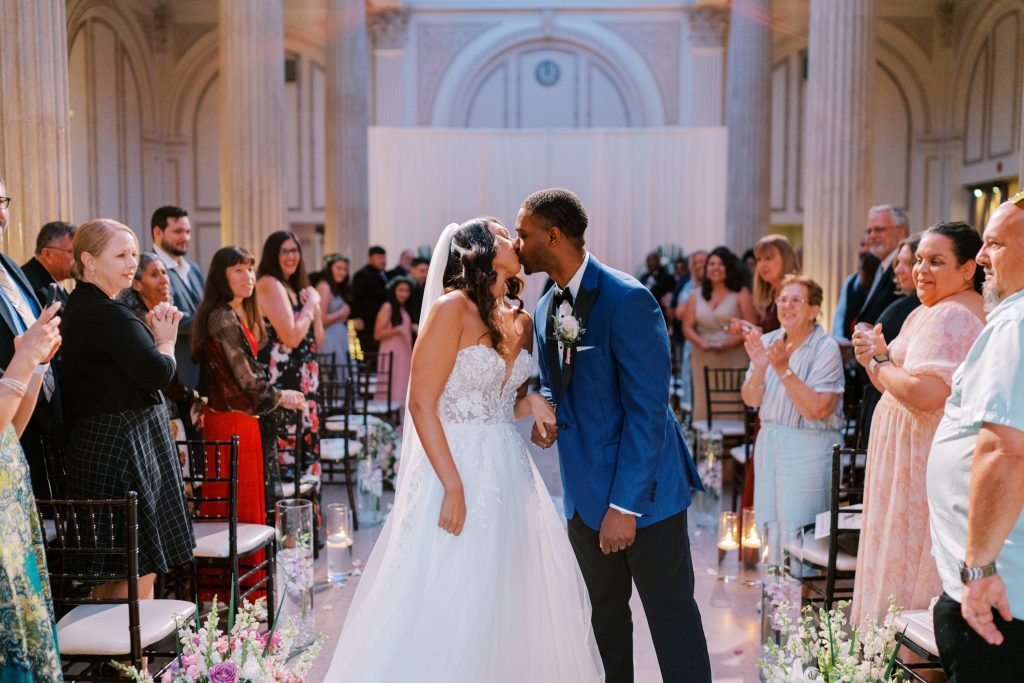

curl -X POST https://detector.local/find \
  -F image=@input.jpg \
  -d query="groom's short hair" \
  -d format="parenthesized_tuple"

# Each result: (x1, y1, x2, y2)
(522, 188, 587, 246)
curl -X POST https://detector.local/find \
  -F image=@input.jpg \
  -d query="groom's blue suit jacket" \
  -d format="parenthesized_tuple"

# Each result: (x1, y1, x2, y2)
(535, 256, 703, 531)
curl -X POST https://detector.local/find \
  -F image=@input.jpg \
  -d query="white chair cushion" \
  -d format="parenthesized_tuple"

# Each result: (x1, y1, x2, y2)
(895, 609, 939, 657)
(729, 444, 748, 465)
(324, 414, 385, 433)
(193, 522, 275, 558)
(786, 535, 857, 572)
(364, 400, 400, 415)
(321, 438, 363, 461)
(58, 600, 196, 655)
(693, 419, 746, 437)
(43, 519, 57, 542)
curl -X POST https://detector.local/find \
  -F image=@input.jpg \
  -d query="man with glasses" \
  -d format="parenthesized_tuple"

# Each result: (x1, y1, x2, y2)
(0, 178, 64, 498)
(22, 221, 76, 307)
(855, 204, 909, 326)
(150, 205, 204, 390)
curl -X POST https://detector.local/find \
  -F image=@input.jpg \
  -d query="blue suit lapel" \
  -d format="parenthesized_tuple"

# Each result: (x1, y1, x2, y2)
(558, 258, 601, 398)
(538, 287, 562, 398)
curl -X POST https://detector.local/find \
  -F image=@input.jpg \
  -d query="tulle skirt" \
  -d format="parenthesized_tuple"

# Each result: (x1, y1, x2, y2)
(325, 421, 604, 682)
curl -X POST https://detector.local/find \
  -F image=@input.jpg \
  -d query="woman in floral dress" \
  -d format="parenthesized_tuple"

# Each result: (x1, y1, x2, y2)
(0, 304, 63, 681)
(255, 231, 324, 491)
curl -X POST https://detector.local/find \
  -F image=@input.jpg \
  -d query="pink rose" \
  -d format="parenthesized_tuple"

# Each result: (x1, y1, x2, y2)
(209, 661, 239, 683)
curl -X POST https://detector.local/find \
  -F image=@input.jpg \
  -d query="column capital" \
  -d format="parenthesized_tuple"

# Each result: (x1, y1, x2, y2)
(684, 4, 729, 49)
(368, 7, 410, 51)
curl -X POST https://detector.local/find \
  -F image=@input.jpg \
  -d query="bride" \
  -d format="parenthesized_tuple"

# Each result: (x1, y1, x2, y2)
(325, 218, 604, 681)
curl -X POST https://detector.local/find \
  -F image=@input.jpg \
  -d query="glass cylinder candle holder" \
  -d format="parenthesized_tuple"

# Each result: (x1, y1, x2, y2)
(740, 506, 761, 568)
(275, 499, 316, 650)
(717, 511, 740, 552)
(326, 502, 354, 586)
(693, 430, 724, 529)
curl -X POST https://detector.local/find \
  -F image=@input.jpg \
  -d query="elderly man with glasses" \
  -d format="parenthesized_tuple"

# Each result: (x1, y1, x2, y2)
(22, 221, 76, 308)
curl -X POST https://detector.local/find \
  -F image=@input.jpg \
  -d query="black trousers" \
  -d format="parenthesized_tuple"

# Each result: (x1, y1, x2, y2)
(934, 592, 1024, 682)
(568, 510, 711, 683)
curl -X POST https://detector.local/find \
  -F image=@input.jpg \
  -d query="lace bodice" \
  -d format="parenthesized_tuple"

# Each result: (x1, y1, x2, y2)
(438, 345, 531, 425)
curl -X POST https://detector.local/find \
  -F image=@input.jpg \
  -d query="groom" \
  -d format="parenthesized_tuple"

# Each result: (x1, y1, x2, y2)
(515, 188, 711, 683)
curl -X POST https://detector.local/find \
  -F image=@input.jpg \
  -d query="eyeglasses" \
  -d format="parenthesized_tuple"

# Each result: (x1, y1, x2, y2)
(776, 296, 808, 306)
(280, 248, 301, 256)
(0, 197, 10, 209)
(865, 225, 891, 235)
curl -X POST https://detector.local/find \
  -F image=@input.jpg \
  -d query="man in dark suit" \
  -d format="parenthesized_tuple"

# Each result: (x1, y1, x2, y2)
(22, 221, 76, 307)
(854, 205, 909, 327)
(387, 249, 414, 280)
(150, 205, 204, 390)
(405, 256, 429, 326)
(0, 177, 64, 498)
(351, 245, 389, 353)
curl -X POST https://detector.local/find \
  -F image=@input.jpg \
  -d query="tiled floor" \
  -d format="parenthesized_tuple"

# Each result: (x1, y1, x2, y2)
(305, 425, 762, 682)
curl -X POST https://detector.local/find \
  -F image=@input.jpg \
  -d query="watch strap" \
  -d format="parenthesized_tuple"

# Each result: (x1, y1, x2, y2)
(958, 560, 997, 583)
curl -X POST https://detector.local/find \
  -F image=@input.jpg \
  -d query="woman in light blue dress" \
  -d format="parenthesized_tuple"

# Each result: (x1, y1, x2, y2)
(740, 275, 844, 531)
(316, 253, 352, 373)
(0, 303, 64, 681)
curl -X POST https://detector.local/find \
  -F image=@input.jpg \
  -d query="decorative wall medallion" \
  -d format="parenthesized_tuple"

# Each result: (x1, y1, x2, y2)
(535, 59, 561, 86)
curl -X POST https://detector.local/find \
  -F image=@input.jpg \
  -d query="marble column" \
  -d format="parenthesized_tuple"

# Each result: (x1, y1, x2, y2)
(802, 0, 876, 330)
(724, 0, 772, 252)
(368, 8, 411, 126)
(218, 0, 287, 250)
(684, 5, 729, 126)
(0, 0, 72, 263)
(325, 0, 371, 261)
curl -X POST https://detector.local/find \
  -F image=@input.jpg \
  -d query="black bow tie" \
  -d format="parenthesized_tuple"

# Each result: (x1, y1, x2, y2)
(553, 288, 574, 308)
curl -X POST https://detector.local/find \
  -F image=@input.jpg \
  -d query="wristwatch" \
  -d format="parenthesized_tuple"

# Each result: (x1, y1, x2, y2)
(778, 368, 794, 381)
(958, 560, 997, 584)
(869, 354, 890, 374)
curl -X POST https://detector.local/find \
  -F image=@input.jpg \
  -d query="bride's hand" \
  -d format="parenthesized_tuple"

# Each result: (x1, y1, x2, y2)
(438, 483, 466, 536)
(528, 393, 558, 448)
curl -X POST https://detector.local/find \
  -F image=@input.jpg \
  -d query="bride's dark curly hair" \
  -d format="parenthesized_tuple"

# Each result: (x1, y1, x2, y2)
(443, 217, 525, 353)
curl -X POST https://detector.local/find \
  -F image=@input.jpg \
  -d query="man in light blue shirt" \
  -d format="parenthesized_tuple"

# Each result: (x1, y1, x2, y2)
(928, 197, 1024, 680)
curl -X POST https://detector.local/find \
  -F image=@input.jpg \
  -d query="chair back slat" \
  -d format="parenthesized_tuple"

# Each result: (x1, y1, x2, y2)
(703, 366, 748, 427)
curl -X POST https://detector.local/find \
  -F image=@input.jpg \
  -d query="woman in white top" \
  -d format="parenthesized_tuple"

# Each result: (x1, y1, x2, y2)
(741, 275, 845, 531)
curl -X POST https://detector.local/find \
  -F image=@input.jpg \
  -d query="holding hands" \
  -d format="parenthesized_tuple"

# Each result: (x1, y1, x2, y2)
(146, 301, 183, 345)
(527, 394, 558, 449)
(851, 323, 888, 369)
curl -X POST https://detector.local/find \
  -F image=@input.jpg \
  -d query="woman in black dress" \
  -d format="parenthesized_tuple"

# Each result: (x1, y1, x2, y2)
(61, 219, 194, 599)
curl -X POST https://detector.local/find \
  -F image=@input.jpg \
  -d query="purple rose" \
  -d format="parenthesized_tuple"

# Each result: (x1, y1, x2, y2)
(209, 662, 239, 683)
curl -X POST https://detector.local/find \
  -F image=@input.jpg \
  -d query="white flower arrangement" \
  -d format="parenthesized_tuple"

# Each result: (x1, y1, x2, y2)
(759, 597, 906, 683)
(551, 312, 586, 348)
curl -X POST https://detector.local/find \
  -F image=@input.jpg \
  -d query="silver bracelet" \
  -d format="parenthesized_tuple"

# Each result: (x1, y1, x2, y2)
(32, 363, 49, 376)
(0, 377, 27, 396)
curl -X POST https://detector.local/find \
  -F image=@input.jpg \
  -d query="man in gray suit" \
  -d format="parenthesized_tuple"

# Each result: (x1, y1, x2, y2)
(150, 205, 204, 390)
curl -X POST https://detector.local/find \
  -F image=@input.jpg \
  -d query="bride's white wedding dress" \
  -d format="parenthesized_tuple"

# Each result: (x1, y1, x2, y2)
(325, 344, 604, 682)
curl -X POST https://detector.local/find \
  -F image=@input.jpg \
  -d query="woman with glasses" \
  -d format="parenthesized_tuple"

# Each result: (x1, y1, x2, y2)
(849, 222, 986, 625)
(256, 231, 324, 495)
(741, 275, 844, 530)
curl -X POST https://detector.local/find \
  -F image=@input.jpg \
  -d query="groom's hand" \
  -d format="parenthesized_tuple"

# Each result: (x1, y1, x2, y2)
(599, 509, 637, 555)
(531, 421, 558, 449)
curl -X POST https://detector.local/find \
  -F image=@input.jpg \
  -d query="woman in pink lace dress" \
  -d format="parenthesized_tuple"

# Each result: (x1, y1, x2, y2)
(850, 222, 986, 624)
(375, 276, 414, 419)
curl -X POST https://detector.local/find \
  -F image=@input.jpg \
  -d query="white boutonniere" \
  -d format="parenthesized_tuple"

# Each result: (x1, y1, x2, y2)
(551, 313, 586, 365)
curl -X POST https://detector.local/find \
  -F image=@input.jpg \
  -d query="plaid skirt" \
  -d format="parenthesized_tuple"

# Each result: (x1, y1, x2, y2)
(65, 404, 195, 576)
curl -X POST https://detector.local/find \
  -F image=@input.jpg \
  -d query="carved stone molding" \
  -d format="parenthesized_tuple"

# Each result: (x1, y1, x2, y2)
(416, 21, 498, 125)
(152, 2, 171, 53)
(602, 20, 681, 124)
(368, 8, 410, 50)
(684, 5, 729, 49)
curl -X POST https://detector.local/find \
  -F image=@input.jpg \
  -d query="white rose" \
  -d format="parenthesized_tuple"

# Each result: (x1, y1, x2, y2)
(560, 315, 581, 341)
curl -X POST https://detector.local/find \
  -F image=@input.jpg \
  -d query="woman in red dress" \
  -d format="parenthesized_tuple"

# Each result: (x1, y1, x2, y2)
(191, 247, 306, 591)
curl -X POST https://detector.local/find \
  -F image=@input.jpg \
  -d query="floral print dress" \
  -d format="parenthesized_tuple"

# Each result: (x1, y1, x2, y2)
(0, 425, 62, 681)
(259, 293, 322, 491)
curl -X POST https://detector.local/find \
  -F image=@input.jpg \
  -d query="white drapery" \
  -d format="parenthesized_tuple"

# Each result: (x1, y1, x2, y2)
(369, 126, 727, 305)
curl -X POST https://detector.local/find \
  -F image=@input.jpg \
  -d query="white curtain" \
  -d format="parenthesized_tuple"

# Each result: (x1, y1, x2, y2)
(369, 127, 727, 306)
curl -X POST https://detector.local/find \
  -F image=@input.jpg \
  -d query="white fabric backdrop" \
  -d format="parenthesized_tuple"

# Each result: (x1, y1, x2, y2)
(369, 127, 727, 307)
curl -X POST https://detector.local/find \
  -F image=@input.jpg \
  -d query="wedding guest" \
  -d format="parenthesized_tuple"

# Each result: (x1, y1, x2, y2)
(22, 220, 75, 307)
(856, 205, 910, 327)
(375, 276, 415, 417)
(741, 275, 844, 530)
(928, 199, 1024, 679)
(682, 246, 756, 423)
(193, 247, 305, 533)
(850, 222, 986, 625)
(855, 233, 922, 447)
(673, 250, 707, 407)
(832, 245, 880, 342)
(407, 256, 429, 330)
(668, 257, 690, 376)
(61, 219, 195, 601)
(316, 253, 352, 371)
(640, 251, 674, 302)
(0, 303, 62, 681)
(119, 253, 199, 436)
(256, 231, 323, 488)
(387, 249, 414, 280)
(352, 245, 389, 353)
(150, 206, 204, 391)
(750, 234, 800, 333)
